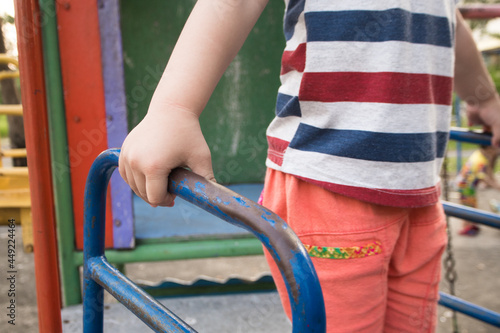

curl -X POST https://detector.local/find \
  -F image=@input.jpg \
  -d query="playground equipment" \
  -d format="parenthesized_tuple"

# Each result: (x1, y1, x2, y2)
(82, 149, 326, 332)
(11, 0, 500, 331)
(80, 133, 500, 332)
(0, 54, 32, 252)
(439, 129, 500, 328)
(14, 0, 283, 330)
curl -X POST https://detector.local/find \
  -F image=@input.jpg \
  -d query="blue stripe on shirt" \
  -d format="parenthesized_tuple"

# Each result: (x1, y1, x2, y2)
(289, 123, 448, 163)
(305, 8, 453, 47)
(284, 0, 305, 41)
(276, 93, 302, 117)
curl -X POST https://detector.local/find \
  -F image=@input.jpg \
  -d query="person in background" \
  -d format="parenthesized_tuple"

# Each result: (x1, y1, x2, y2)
(456, 145, 500, 235)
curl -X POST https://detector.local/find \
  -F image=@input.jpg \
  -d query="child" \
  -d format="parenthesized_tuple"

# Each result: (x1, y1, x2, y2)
(119, 1, 500, 332)
(456, 145, 500, 235)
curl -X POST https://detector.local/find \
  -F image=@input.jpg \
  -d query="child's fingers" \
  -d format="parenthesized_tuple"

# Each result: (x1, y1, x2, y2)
(466, 110, 482, 126)
(190, 165, 216, 183)
(188, 152, 216, 183)
(126, 164, 149, 203)
(118, 155, 128, 185)
(481, 123, 500, 147)
(121, 163, 141, 200)
(133, 170, 147, 200)
(145, 172, 175, 207)
(482, 125, 492, 133)
(491, 130, 500, 148)
(119, 147, 148, 201)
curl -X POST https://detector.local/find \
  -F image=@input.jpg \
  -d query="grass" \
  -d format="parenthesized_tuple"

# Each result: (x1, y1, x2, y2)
(0, 115, 8, 138)
(446, 140, 477, 152)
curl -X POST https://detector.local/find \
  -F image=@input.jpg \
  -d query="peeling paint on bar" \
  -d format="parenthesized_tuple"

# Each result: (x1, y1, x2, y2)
(83, 149, 326, 332)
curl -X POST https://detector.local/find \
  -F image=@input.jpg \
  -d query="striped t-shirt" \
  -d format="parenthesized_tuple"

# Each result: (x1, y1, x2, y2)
(266, 1, 457, 207)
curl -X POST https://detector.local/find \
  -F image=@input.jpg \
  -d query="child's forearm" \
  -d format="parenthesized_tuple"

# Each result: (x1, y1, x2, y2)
(454, 9, 498, 104)
(150, 0, 269, 117)
(454, 9, 500, 146)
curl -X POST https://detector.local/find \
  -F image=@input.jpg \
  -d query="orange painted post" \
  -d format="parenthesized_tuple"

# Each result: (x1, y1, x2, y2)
(56, 0, 114, 249)
(14, 0, 62, 331)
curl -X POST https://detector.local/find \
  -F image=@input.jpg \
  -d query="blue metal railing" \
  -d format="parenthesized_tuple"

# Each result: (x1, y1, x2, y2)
(442, 201, 500, 229)
(448, 127, 492, 146)
(439, 293, 500, 327)
(438, 128, 500, 328)
(82, 148, 326, 333)
(82, 128, 500, 331)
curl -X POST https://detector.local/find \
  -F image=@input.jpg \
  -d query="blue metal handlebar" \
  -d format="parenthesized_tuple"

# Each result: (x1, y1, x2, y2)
(83, 148, 326, 333)
(449, 127, 492, 146)
(442, 201, 500, 229)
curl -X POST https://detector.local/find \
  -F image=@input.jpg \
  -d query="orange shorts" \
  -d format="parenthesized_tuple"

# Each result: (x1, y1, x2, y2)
(261, 169, 447, 333)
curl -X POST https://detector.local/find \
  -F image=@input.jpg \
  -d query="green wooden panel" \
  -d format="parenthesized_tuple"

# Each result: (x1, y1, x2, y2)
(40, 0, 80, 306)
(73, 237, 263, 265)
(120, 1, 285, 184)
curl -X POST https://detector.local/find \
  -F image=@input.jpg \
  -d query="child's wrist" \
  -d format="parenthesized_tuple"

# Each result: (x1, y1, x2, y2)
(471, 92, 500, 109)
(148, 97, 202, 119)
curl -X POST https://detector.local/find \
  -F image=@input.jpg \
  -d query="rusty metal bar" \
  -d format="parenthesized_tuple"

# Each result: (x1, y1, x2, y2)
(83, 149, 326, 332)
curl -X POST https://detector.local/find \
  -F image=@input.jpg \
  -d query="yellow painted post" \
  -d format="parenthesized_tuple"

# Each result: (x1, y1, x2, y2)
(0, 54, 32, 252)
(20, 208, 33, 252)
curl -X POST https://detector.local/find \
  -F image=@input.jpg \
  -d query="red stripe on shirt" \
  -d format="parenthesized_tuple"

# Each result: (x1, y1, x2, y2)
(295, 175, 442, 208)
(299, 72, 453, 105)
(281, 43, 306, 75)
(267, 136, 290, 166)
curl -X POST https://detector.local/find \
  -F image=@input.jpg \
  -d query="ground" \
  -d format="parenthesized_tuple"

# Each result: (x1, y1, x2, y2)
(0, 185, 499, 332)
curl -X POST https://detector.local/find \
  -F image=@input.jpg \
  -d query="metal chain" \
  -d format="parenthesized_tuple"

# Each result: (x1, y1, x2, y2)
(441, 154, 459, 333)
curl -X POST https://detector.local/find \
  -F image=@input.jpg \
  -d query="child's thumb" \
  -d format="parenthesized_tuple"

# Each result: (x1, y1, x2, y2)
(189, 157, 216, 183)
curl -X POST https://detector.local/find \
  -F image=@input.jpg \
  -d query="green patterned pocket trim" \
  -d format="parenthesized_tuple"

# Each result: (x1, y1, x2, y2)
(304, 241, 382, 259)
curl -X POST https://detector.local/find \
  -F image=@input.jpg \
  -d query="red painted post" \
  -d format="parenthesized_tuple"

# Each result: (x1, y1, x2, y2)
(55, 0, 114, 249)
(14, 0, 63, 332)
(459, 5, 500, 19)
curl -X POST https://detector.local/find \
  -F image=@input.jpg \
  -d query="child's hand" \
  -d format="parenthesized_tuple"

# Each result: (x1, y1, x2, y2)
(117, 0, 268, 207)
(119, 106, 214, 207)
(465, 94, 500, 147)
